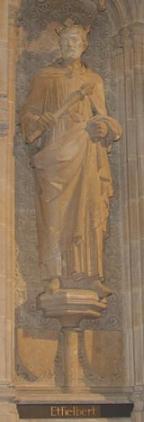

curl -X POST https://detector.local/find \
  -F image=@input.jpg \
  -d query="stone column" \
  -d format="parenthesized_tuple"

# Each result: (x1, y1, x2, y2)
(0, 0, 19, 420)
(119, 21, 144, 419)
(110, 28, 135, 387)
(123, 23, 144, 387)
(63, 329, 81, 388)
(110, 18, 144, 419)
(132, 388, 144, 422)
(0, 403, 19, 422)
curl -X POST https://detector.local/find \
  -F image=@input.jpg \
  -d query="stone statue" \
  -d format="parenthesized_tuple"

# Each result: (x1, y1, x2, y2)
(21, 20, 122, 298)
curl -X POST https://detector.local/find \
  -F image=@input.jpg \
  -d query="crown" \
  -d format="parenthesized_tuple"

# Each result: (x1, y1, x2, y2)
(56, 19, 90, 37)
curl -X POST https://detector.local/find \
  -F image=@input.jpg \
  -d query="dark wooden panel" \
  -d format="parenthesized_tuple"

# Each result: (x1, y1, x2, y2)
(17, 403, 133, 419)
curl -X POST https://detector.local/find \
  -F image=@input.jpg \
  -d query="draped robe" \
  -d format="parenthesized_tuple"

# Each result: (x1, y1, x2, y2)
(21, 62, 122, 281)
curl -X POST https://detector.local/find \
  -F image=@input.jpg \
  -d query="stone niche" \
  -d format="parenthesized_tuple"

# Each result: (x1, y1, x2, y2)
(14, 0, 131, 391)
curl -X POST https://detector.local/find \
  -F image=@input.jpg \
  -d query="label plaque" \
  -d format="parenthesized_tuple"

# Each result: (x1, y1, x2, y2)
(17, 403, 133, 419)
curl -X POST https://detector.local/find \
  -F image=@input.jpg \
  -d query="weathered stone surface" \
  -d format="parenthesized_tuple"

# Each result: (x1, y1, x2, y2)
(0, 403, 19, 422)
(22, 419, 131, 422)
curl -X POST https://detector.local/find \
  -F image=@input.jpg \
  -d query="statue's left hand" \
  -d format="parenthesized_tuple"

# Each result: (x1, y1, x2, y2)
(94, 120, 108, 138)
(86, 118, 108, 141)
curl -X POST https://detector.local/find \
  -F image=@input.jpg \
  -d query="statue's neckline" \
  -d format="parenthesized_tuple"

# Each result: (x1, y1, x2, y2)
(57, 59, 85, 71)
(65, 62, 86, 77)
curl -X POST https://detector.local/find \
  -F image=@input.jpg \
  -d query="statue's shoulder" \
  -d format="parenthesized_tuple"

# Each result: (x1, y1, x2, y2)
(86, 67, 104, 86)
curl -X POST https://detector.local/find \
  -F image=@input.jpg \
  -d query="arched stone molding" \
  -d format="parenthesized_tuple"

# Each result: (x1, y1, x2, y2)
(107, 0, 144, 33)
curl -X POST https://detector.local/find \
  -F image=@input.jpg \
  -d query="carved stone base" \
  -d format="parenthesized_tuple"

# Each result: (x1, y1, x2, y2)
(37, 288, 107, 389)
(37, 288, 107, 325)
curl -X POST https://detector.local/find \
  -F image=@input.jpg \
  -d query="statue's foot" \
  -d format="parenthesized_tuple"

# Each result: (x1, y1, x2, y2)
(92, 279, 112, 299)
(46, 277, 61, 294)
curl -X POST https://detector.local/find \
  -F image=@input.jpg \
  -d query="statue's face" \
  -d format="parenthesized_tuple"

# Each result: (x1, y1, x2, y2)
(60, 28, 88, 61)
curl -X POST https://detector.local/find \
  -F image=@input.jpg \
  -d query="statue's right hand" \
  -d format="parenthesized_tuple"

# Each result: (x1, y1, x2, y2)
(80, 83, 94, 99)
(38, 112, 57, 130)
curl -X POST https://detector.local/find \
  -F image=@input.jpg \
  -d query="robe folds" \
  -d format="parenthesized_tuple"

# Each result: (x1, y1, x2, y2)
(21, 62, 122, 280)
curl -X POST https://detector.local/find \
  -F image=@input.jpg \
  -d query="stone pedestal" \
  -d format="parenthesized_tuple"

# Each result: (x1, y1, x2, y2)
(62, 329, 82, 388)
(38, 288, 107, 390)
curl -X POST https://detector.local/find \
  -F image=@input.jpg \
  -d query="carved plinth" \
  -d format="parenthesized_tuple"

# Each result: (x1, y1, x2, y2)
(37, 288, 107, 324)
(37, 289, 107, 390)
